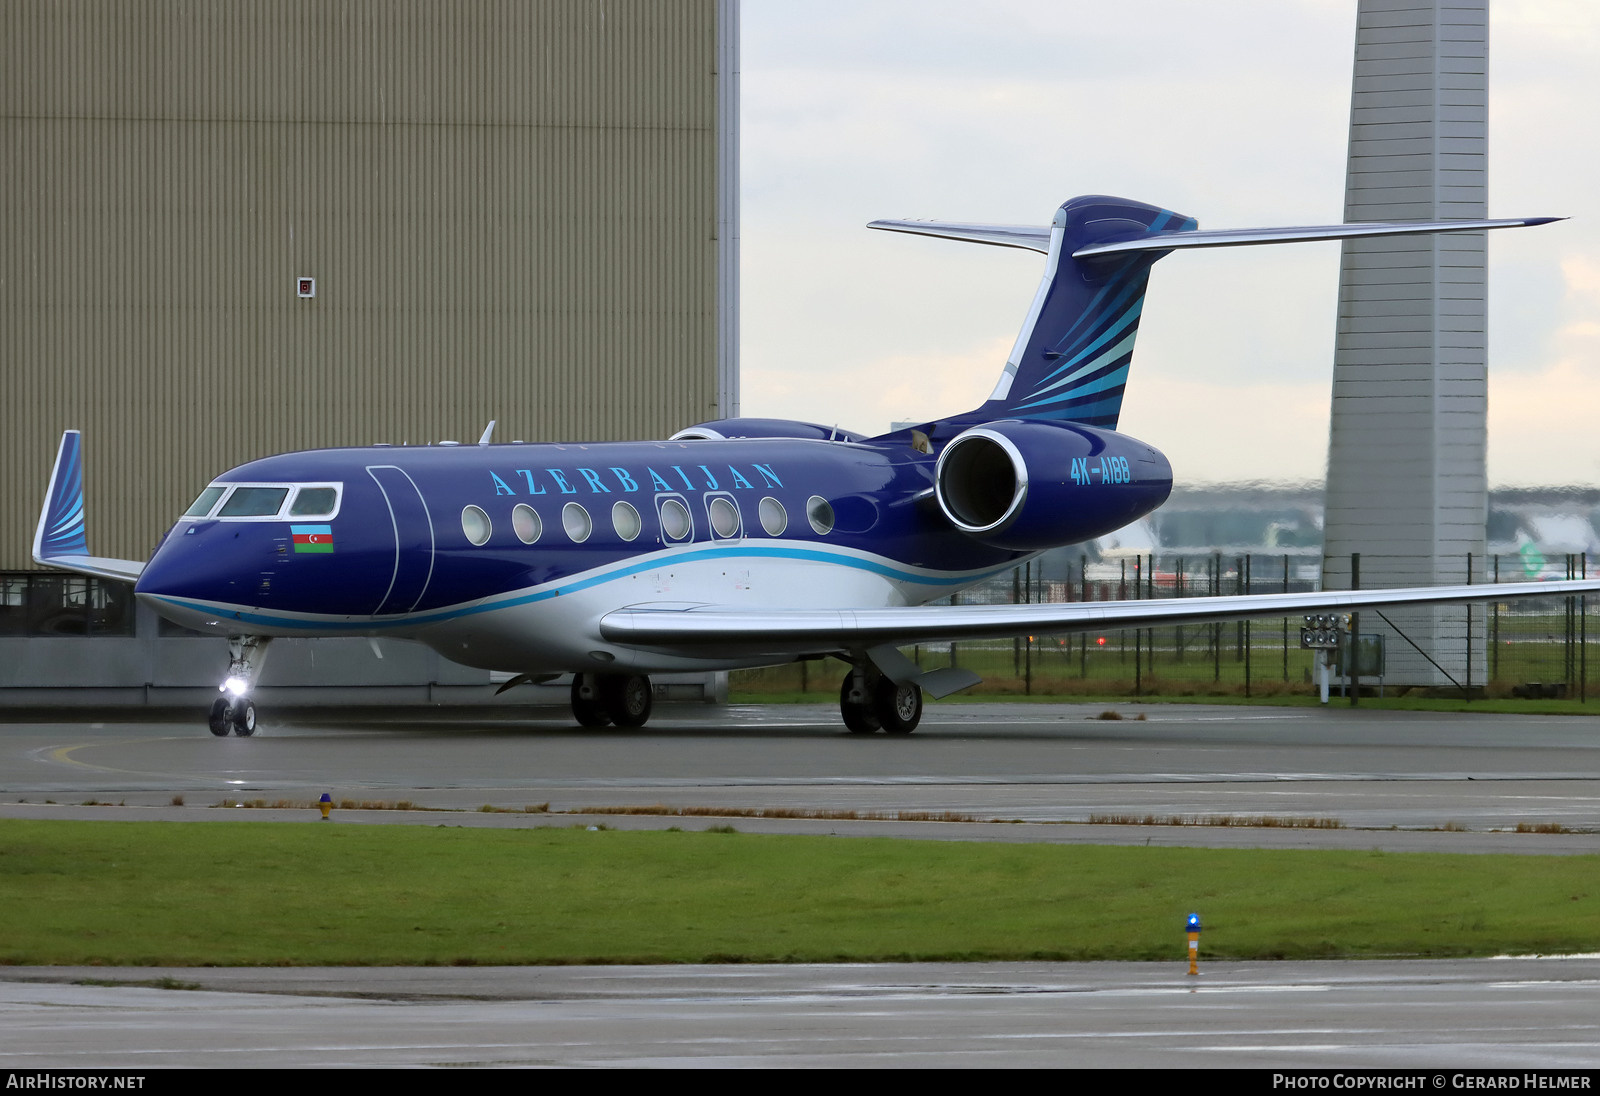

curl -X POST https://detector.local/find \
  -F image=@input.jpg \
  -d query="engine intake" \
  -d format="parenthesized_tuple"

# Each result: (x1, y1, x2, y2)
(935, 420, 1172, 550)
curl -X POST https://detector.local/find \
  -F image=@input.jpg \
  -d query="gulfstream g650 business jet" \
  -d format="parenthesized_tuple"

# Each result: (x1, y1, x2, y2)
(34, 194, 1600, 735)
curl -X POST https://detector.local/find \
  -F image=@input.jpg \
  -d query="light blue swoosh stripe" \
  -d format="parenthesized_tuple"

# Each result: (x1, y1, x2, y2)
(1017, 364, 1129, 412)
(147, 544, 1014, 633)
(1038, 297, 1143, 388)
(1018, 330, 1137, 406)
(1024, 393, 1125, 422)
(51, 491, 84, 529)
(1049, 276, 1121, 351)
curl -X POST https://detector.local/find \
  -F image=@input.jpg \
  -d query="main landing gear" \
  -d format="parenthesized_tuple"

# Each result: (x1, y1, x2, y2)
(839, 667, 923, 734)
(208, 635, 271, 737)
(571, 672, 654, 728)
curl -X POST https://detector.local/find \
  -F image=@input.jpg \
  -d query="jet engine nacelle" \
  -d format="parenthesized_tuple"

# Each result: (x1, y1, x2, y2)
(934, 419, 1172, 550)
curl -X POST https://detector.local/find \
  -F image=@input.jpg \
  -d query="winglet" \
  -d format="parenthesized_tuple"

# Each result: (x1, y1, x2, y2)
(32, 430, 144, 583)
(34, 429, 89, 561)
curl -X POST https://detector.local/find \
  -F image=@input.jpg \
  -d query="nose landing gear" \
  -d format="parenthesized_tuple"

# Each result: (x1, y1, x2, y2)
(207, 696, 257, 736)
(208, 635, 271, 737)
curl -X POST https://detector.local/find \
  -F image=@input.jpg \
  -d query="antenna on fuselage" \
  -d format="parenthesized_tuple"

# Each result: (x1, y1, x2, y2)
(478, 420, 496, 446)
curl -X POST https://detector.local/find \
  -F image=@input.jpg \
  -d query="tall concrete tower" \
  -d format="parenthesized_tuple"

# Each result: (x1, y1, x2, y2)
(1322, 0, 1489, 686)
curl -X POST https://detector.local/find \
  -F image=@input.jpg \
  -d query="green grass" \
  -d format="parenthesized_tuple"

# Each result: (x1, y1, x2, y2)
(2, 820, 1597, 966)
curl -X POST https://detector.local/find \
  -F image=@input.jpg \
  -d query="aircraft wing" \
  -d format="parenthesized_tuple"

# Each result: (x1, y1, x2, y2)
(32, 430, 146, 584)
(32, 553, 145, 583)
(601, 578, 1600, 662)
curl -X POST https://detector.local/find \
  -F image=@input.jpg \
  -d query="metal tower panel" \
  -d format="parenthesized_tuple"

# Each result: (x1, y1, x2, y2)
(1323, 0, 1489, 687)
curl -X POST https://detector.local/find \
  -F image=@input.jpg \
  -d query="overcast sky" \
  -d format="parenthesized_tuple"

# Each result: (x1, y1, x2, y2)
(738, 0, 1600, 487)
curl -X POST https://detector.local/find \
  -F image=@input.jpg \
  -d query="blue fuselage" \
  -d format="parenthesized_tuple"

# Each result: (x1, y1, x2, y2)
(134, 428, 1170, 673)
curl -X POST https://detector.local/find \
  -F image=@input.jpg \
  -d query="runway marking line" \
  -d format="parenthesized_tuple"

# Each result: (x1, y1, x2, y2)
(35, 740, 181, 776)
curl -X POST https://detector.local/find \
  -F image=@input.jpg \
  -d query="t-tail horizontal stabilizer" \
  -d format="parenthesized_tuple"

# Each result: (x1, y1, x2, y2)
(866, 213, 1562, 258)
(32, 429, 145, 583)
(1069, 215, 1564, 258)
(870, 196, 1563, 432)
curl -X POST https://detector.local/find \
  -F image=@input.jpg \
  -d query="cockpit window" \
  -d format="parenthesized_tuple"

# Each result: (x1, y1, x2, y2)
(217, 486, 289, 517)
(183, 486, 226, 518)
(290, 487, 338, 517)
(188, 482, 340, 521)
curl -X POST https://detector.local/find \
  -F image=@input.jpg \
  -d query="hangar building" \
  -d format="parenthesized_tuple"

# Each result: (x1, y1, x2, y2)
(0, 0, 739, 705)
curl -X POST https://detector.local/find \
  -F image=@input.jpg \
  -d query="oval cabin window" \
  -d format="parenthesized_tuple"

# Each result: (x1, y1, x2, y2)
(512, 504, 542, 544)
(759, 496, 787, 536)
(708, 496, 741, 539)
(461, 505, 492, 546)
(659, 497, 692, 542)
(806, 496, 835, 535)
(612, 501, 642, 542)
(562, 502, 592, 543)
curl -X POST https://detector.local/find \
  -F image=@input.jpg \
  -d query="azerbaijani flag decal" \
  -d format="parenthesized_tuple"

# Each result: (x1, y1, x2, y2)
(291, 524, 335, 553)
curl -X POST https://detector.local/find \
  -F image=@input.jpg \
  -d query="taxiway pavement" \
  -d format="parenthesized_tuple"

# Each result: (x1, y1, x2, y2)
(4, 958, 1600, 1068)
(5, 700, 1599, 1068)
(3, 701, 1599, 850)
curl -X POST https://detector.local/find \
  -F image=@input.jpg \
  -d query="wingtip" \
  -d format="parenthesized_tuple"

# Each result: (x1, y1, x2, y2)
(35, 429, 89, 560)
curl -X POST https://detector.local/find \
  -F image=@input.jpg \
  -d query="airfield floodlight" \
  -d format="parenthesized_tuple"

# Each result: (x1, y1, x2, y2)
(1300, 615, 1350, 651)
(1186, 913, 1202, 976)
(1300, 617, 1347, 705)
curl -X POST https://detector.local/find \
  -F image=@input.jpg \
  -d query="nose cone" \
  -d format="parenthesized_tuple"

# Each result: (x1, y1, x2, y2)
(138, 517, 402, 620)
(135, 523, 264, 632)
(137, 528, 229, 601)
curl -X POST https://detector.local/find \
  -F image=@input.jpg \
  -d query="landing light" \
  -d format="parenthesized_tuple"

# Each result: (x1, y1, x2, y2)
(223, 676, 249, 696)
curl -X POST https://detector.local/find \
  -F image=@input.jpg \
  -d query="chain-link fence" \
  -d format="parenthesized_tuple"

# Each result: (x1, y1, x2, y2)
(734, 552, 1596, 699)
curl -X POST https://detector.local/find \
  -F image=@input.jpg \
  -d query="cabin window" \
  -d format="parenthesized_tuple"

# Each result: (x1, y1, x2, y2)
(806, 495, 835, 535)
(461, 505, 492, 546)
(659, 497, 692, 542)
(562, 502, 592, 543)
(183, 486, 225, 518)
(708, 495, 741, 539)
(512, 504, 542, 544)
(612, 501, 642, 542)
(759, 496, 787, 536)
(289, 486, 338, 518)
(217, 486, 289, 518)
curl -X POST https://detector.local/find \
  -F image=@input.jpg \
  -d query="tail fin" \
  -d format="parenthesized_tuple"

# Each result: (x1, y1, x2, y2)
(870, 197, 1559, 430)
(985, 195, 1192, 428)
